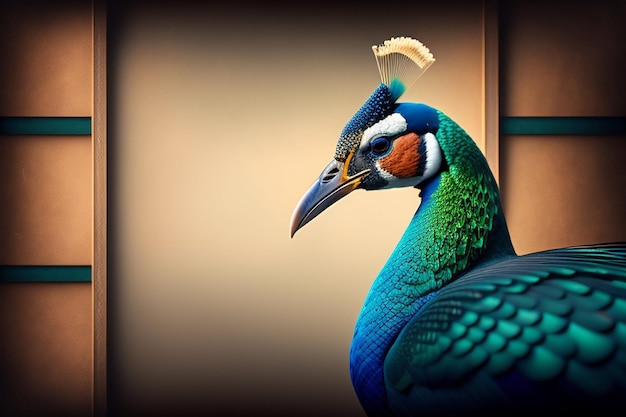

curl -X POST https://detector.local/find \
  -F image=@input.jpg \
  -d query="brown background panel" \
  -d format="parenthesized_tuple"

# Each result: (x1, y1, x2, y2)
(500, 0, 626, 117)
(0, 282, 92, 416)
(0, 0, 92, 116)
(0, 135, 91, 265)
(500, 134, 626, 255)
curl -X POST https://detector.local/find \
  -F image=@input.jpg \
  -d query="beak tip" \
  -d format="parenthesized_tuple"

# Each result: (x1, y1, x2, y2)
(289, 215, 299, 239)
(290, 217, 304, 239)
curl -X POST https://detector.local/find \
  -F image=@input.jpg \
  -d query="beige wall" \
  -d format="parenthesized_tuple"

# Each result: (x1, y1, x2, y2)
(108, 1, 486, 415)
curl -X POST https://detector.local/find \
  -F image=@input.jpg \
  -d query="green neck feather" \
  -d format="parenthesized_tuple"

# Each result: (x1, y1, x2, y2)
(374, 111, 514, 302)
(350, 111, 515, 413)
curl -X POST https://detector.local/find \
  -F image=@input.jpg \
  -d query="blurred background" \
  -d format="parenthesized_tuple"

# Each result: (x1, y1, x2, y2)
(1, 0, 624, 416)
(107, 1, 485, 415)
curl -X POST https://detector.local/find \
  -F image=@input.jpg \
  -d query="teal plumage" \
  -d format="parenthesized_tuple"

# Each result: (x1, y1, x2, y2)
(383, 244, 626, 415)
(290, 37, 626, 416)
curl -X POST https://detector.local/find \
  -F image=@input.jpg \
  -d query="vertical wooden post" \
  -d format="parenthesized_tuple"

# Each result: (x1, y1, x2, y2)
(483, 0, 499, 183)
(92, 0, 107, 415)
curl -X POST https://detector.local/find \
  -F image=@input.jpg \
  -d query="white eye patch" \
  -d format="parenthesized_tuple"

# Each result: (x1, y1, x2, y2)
(422, 132, 442, 179)
(358, 113, 407, 152)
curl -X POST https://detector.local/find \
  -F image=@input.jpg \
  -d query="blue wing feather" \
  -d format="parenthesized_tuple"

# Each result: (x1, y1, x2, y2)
(384, 243, 626, 415)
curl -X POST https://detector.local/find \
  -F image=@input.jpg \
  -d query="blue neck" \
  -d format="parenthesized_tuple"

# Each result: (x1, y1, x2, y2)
(349, 169, 514, 415)
(349, 177, 442, 416)
(348, 111, 516, 415)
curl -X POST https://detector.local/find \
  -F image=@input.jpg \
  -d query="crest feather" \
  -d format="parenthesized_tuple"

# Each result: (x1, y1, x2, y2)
(372, 37, 435, 100)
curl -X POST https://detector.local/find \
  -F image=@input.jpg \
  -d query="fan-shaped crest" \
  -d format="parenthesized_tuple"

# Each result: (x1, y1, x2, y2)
(372, 37, 435, 100)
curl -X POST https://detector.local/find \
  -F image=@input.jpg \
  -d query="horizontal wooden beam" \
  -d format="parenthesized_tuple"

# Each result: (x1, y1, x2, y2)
(0, 117, 91, 135)
(0, 265, 92, 282)
(501, 116, 626, 136)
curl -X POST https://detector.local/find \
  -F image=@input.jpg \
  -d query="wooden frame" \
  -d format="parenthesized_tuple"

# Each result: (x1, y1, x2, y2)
(90, 2, 501, 414)
(483, 0, 500, 182)
(92, 0, 107, 415)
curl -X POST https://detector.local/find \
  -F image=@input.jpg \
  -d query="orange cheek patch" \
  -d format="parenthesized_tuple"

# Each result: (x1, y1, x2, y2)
(379, 133, 421, 178)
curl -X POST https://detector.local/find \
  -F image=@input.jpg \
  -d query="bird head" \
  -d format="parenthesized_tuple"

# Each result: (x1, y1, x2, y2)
(290, 37, 442, 237)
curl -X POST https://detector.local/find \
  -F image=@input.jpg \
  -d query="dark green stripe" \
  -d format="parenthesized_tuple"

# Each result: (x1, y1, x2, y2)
(0, 117, 91, 135)
(501, 116, 626, 135)
(0, 266, 92, 282)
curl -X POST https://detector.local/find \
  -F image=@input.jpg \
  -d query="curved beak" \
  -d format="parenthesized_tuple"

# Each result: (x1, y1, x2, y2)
(290, 154, 370, 237)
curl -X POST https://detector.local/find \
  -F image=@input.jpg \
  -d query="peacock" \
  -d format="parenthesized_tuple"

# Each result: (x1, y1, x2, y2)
(290, 37, 626, 416)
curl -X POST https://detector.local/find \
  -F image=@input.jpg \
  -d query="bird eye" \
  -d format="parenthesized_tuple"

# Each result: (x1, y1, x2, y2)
(371, 137, 390, 155)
